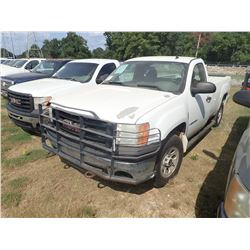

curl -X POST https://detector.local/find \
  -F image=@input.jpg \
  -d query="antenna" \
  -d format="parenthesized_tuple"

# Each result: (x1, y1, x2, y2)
(26, 32, 44, 58)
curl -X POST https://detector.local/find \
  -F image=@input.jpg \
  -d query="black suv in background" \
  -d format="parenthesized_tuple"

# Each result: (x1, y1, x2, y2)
(1, 59, 71, 97)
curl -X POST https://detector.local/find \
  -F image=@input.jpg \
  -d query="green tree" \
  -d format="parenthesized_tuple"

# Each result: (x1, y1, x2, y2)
(104, 32, 197, 60)
(104, 32, 161, 60)
(42, 39, 62, 58)
(157, 32, 196, 56)
(1, 48, 15, 58)
(202, 32, 250, 64)
(18, 44, 43, 58)
(60, 32, 91, 59)
(92, 47, 106, 58)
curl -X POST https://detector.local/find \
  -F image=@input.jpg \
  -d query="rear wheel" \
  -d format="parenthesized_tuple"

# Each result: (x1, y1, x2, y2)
(154, 135, 183, 188)
(214, 103, 224, 127)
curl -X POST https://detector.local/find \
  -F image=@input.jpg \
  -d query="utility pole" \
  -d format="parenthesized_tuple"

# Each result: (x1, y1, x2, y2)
(26, 32, 44, 58)
(195, 33, 202, 57)
(10, 32, 15, 58)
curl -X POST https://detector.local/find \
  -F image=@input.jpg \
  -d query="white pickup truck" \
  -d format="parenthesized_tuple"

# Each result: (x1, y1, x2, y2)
(7, 59, 120, 134)
(40, 56, 231, 187)
(1, 58, 44, 76)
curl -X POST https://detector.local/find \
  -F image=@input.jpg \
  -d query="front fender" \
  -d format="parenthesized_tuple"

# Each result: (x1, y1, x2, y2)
(137, 96, 188, 141)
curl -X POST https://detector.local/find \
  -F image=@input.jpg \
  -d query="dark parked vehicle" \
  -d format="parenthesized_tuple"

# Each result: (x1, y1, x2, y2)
(242, 66, 250, 91)
(1, 59, 71, 97)
(218, 90, 250, 217)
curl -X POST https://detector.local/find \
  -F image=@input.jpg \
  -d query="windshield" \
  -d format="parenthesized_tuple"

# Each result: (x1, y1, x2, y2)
(31, 61, 59, 75)
(102, 61, 188, 93)
(4, 59, 18, 66)
(12, 60, 28, 68)
(53, 62, 98, 83)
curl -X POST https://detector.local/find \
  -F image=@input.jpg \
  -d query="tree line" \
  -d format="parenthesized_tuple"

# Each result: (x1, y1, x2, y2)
(1, 32, 249, 64)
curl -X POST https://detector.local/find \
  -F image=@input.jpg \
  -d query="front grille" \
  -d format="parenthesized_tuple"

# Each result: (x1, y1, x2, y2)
(43, 108, 115, 161)
(7, 90, 34, 112)
(54, 109, 114, 149)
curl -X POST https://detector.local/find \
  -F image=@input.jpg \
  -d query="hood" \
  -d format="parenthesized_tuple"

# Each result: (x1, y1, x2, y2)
(2, 72, 48, 84)
(1, 65, 28, 76)
(8, 78, 84, 97)
(51, 85, 176, 124)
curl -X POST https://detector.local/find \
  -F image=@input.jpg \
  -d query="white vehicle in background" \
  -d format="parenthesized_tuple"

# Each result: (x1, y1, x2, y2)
(1, 58, 44, 76)
(0, 57, 8, 64)
(7, 59, 120, 134)
(40, 56, 231, 187)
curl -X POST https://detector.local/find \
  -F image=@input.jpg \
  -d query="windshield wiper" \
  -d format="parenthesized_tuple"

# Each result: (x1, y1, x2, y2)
(63, 77, 79, 82)
(102, 81, 123, 85)
(137, 84, 162, 91)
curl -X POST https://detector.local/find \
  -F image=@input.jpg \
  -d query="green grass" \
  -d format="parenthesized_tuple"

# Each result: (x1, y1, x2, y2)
(1, 176, 31, 209)
(190, 153, 199, 161)
(3, 149, 48, 168)
(1, 97, 8, 108)
(1, 125, 20, 135)
(81, 206, 96, 218)
(5, 132, 32, 144)
(8, 177, 30, 190)
(1, 192, 22, 208)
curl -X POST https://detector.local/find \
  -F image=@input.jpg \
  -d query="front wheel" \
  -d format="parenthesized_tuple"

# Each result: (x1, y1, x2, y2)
(154, 135, 183, 188)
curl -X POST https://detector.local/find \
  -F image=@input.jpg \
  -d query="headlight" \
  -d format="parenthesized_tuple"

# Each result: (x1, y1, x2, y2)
(33, 96, 52, 109)
(224, 175, 250, 217)
(116, 123, 160, 146)
(1, 80, 14, 87)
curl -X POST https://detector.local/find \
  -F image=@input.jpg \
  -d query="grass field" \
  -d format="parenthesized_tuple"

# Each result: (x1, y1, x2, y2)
(1, 87, 250, 217)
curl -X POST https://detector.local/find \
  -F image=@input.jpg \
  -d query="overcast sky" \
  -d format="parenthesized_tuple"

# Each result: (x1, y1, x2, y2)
(1, 32, 106, 55)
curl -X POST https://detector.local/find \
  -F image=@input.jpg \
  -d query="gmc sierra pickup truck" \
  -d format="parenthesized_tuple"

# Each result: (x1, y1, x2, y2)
(1, 59, 71, 97)
(40, 56, 231, 187)
(7, 59, 120, 134)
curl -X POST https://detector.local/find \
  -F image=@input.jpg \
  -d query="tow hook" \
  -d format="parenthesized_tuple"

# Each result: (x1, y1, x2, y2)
(85, 171, 95, 178)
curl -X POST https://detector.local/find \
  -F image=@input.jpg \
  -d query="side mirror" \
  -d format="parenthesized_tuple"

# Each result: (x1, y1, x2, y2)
(233, 90, 250, 108)
(191, 82, 216, 96)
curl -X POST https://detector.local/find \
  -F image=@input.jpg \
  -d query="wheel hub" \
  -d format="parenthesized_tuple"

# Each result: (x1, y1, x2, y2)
(161, 147, 179, 178)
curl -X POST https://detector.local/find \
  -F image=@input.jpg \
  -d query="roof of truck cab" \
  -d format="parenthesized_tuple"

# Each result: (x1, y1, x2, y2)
(69, 59, 119, 64)
(126, 56, 197, 64)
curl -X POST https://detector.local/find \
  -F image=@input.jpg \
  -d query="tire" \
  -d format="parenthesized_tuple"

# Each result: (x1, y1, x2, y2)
(154, 135, 183, 188)
(214, 103, 224, 127)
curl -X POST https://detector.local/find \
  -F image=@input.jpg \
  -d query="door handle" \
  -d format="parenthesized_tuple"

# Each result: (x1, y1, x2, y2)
(206, 96, 212, 103)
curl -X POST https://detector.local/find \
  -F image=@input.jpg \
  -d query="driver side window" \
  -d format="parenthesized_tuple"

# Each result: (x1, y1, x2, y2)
(25, 60, 39, 70)
(96, 63, 116, 84)
(191, 63, 207, 87)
